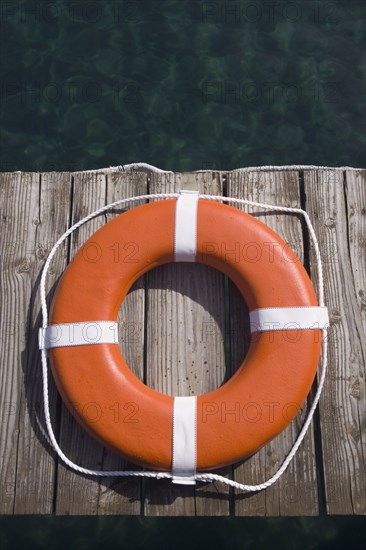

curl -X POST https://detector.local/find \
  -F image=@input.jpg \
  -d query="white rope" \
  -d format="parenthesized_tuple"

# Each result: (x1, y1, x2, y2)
(72, 162, 361, 175)
(39, 191, 328, 491)
(80, 163, 173, 174)
(231, 164, 360, 172)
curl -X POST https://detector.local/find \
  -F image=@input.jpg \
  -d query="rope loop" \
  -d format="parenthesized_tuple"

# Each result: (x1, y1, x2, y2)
(39, 186, 328, 492)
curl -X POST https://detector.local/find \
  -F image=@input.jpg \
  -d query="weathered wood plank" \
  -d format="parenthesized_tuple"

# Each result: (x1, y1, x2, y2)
(55, 173, 108, 514)
(1, 168, 364, 516)
(0, 173, 71, 513)
(144, 172, 231, 516)
(344, 169, 366, 516)
(0, 173, 43, 513)
(54, 172, 149, 515)
(96, 171, 148, 515)
(304, 170, 366, 515)
(227, 170, 319, 516)
(345, 170, 366, 335)
(14, 173, 73, 514)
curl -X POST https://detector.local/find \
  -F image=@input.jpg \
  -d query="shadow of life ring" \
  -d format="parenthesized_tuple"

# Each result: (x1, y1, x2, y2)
(41, 191, 328, 484)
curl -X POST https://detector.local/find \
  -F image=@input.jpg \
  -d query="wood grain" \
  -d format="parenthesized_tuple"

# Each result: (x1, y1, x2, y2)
(144, 172, 231, 516)
(97, 171, 148, 515)
(0, 173, 72, 513)
(0, 173, 44, 513)
(54, 172, 108, 514)
(14, 172, 73, 514)
(227, 170, 319, 516)
(304, 170, 366, 515)
(1, 168, 364, 515)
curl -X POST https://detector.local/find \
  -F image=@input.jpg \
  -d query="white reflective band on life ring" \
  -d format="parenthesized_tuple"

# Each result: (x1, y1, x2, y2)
(39, 321, 119, 350)
(249, 306, 329, 333)
(172, 396, 197, 485)
(174, 190, 199, 262)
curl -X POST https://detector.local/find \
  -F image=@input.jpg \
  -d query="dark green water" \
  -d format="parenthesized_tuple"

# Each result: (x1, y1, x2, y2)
(0, 516, 366, 550)
(1, 1, 366, 547)
(0, 0, 365, 172)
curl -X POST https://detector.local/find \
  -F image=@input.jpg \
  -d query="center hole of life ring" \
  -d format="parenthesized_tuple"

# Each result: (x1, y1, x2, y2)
(118, 262, 251, 397)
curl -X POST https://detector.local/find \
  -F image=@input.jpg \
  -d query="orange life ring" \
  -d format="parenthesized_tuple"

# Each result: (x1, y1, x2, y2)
(47, 197, 324, 473)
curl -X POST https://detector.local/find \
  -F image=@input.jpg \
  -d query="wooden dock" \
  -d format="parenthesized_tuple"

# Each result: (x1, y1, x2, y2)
(0, 168, 365, 516)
